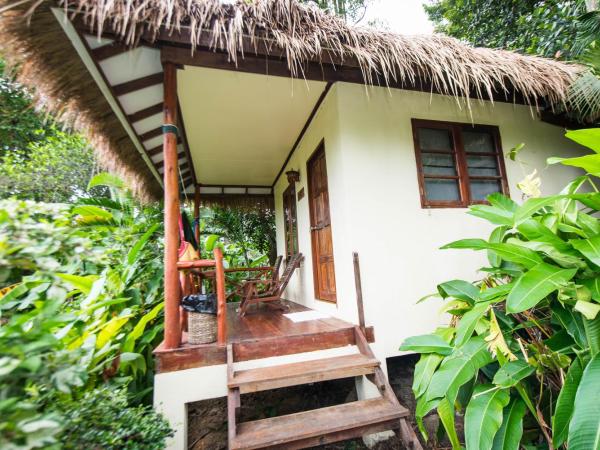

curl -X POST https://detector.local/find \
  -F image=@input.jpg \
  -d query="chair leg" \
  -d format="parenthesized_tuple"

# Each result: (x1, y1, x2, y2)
(238, 284, 256, 317)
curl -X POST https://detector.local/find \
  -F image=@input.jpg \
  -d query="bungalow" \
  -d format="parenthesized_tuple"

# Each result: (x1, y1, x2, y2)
(0, 0, 586, 449)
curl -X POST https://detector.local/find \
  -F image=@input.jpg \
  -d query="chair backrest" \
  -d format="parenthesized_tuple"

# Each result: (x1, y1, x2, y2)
(276, 253, 303, 296)
(271, 256, 283, 282)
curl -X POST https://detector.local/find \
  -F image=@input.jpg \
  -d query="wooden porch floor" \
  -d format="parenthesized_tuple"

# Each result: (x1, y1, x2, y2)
(154, 300, 373, 373)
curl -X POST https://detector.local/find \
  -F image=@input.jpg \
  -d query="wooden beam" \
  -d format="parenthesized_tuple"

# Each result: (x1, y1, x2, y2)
(161, 46, 528, 106)
(139, 127, 163, 142)
(539, 110, 590, 129)
(273, 82, 333, 187)
(91, 42, 131, 61)
(163, 63, 181, 350)
(161, 46, 358, 84)
(72, 25, 163, 188)
(177, 102, 197, 185)
(113, 72, 163, 96)
(128, 103, 163, 123)
(74, 18, 529, 105)
(199, 184, 273, 190)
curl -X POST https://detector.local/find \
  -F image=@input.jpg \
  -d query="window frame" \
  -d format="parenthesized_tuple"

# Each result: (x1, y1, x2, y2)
(282, 182, 299, 259)
(411, 119, 509, 208)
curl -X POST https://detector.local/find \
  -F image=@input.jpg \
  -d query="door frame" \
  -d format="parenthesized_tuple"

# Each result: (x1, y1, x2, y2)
(306, 139, 337, 303)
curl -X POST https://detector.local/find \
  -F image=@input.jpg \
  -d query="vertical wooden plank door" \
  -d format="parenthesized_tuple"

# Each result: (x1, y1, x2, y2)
(307, 142, 337, 302)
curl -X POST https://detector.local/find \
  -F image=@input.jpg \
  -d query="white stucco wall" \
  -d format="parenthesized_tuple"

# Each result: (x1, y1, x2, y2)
(275, 82, 586, 359)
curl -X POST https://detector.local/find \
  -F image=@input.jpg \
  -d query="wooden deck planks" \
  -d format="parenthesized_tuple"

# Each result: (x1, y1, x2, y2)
(154, 300, 374, 373)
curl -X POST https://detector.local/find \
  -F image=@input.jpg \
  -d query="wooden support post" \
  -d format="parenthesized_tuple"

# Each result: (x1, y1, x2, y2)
(214, 247, 227, 345)
(193, 185, 200, 250)
(353, 252, 366, 330)
(163, 62, 181, 350)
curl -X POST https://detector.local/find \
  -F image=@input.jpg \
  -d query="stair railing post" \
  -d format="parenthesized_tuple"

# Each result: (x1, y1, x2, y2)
(214, 247, 227, 345)
(352, 252, 366, 331)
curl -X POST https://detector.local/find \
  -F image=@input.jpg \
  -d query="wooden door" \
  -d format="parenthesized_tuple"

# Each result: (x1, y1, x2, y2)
(307, 142, 337, 302)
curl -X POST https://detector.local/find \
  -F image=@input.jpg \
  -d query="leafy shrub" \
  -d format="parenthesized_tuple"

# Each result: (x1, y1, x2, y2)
(401, 129, 600, 450)
(203, 206, 276, 267)
(0, 288, 87, 449)
(58, 388, 173, 450)
(0, 175, 171, 448)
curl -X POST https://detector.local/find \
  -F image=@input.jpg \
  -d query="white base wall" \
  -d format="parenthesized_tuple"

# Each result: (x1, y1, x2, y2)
(154, 365, 228, 450)
(153, 346, 368, 449)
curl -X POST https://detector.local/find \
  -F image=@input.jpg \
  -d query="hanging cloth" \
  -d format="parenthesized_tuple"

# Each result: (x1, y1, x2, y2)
(178, 212, 199, 261)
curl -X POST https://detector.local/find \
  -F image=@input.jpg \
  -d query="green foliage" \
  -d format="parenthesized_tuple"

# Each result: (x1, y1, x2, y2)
(300, 0, 369, 22)
(0, 60, 51, 154)
(424, 0, 585, 58)
(0, 59, 100, 203)
(204, 207, 276, 267)
(401, 130, 600, 449)
(58, 388, 173, 450)
(0, 175, 171, 448)
(0, 129, 100, 203)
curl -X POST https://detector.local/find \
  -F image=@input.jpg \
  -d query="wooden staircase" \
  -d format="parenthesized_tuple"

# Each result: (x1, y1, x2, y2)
(227, 326, 422, 450)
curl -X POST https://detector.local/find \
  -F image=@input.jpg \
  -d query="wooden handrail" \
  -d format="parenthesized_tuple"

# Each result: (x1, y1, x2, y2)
(200, 266, 272, 277)
(214, 247, 227, 345)
(176, 259, 217, 270)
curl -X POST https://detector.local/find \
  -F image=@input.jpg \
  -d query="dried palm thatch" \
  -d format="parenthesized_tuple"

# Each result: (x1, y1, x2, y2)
(50, 0, 580, 106)
(0, 1, 163, 201)
(0, 0, 582, 198)
(199, 194, 274, 211)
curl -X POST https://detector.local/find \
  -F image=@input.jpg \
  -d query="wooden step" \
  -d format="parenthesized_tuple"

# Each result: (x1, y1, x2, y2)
(230, 397, 408, 450)
(229, 353, 380, 394)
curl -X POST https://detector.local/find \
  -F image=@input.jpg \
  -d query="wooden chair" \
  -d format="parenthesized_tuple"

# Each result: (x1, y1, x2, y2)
(226, 255, 283, 302)
(238, 253, 303, 316)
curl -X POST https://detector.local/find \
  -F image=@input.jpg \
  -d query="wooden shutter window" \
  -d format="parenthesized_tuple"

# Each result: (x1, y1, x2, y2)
(412, 119, 509, 208)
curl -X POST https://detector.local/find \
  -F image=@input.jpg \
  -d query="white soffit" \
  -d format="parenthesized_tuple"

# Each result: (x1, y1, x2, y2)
(178, 66, 327, 186)
(52, 9, 163, 186)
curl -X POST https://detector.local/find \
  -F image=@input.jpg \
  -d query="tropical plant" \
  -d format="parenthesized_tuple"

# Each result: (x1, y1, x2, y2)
(58, 388, 173, 450)
(203, 206, 276, 267)
(424, 0, 586, 59)
(0, 128, 101, 203)
(0, 59, 101, 202)
(0, 174, 173, 448)
(401, 128, 600, 449)
(0, 174, 163, 398)
(566, 10, 600, 121)
(0, 59, 52, 155)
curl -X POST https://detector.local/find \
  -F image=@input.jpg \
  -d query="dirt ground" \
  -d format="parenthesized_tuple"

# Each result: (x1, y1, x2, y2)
(187, 354, 454, 450)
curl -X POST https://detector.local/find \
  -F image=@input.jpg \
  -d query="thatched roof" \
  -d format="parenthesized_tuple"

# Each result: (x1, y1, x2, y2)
(0, 1, 164, 201)
(0, 0, 581, 199)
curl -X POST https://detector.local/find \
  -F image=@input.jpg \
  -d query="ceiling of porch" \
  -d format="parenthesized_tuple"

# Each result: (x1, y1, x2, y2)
(178, 66, 327, 187)
(64, 19, 327, 195)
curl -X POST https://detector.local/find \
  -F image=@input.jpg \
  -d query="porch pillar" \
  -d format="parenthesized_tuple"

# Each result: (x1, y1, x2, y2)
(163, 62, 181, 349)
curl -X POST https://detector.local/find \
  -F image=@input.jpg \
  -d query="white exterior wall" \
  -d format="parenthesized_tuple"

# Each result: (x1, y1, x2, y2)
(275, 82, 586, 359)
